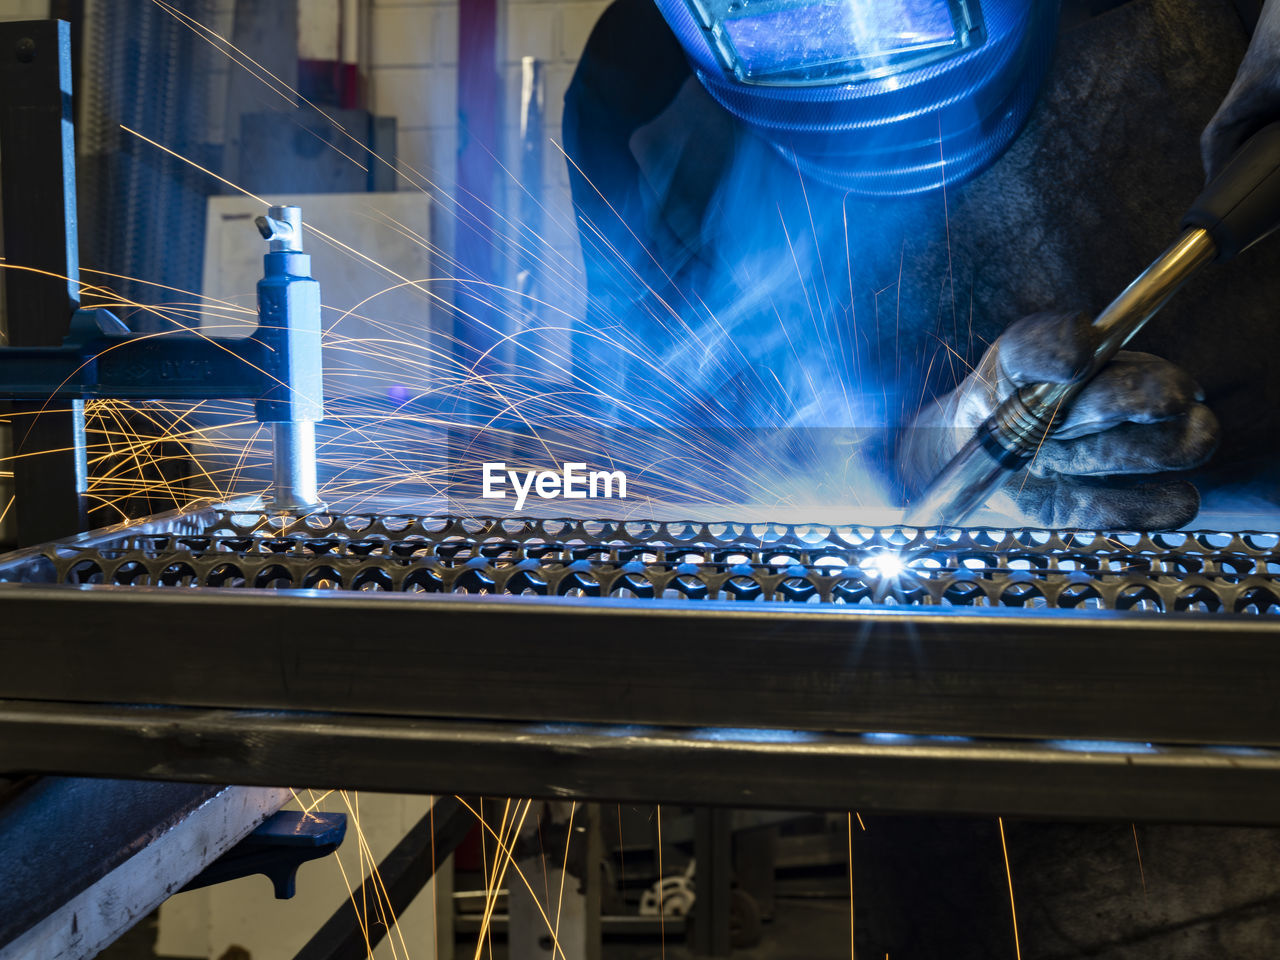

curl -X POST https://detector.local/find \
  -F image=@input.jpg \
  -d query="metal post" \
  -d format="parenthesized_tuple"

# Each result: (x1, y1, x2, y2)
(694, 808, 732, 956)
(516, 57, 544, 309)
(293, 796, 473, 960)
(0, 19, 88, 544)
(253, 205, 325, 512)
(510, 802, 602, 960)
(456, 0, 503, 372)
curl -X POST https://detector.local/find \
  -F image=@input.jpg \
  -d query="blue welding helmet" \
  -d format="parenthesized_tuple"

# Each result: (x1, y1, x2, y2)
(652, 0, 1060, 195)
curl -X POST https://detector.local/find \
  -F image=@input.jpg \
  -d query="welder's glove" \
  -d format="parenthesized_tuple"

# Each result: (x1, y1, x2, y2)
(1202, 0, 1280, 180)
(902, 311, 1220, 529)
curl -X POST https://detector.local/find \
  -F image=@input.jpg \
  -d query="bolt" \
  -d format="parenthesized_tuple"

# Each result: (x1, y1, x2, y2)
(15, 37, 35, 63)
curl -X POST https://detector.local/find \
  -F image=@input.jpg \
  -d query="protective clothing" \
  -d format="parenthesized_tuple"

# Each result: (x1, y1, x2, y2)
(649, 0, 1059, 194)
(1203, 0, 1280, 178)
(564, 0, 1280, 532)
(902, 311, 1220, 528)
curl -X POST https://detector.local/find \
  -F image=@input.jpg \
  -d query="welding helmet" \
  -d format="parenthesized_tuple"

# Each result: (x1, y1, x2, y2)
(652, 0, 1060, 195)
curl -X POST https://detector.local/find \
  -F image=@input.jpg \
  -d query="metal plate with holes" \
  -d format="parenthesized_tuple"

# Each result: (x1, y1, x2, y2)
(18, 509, 1280, 614)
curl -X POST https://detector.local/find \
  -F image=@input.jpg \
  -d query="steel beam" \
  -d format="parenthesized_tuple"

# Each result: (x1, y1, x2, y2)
(293, 796, 472, 960)
(0, 778, 286, 958)
(0, 20, 88, 544)
(693, 808, 732, 956)
(0, 584, 1278, 748)
(7, 702, 1280, 824)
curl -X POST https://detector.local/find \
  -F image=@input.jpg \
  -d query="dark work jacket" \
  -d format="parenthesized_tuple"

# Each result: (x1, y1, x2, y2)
(563, 0, 1280, 517)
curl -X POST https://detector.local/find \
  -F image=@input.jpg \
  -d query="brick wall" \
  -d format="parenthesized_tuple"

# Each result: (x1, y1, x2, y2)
(371, 0, 459, 197)
(369, 0, 608, 321)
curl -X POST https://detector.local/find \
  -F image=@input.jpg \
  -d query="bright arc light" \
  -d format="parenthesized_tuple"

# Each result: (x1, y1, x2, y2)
(861, 550, 905, 580)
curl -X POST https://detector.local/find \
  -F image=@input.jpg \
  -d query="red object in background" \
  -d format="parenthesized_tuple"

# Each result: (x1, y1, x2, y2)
(454, 821, 486, 872)
(455, 0, 503, 364)
(298, 59, 362, 110)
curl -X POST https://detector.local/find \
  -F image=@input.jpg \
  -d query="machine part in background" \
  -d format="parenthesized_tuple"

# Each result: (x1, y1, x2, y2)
(179, 810, 348, 900)
(640, 861, 696, 916)
(237, 110, 397, 195)
(0, 18, 89, 545)
(0, 207, 325, 515)
(78, 0, 221, 326)
(2, 29, 326, 526)
(653, 0, 1059, 194)
(254, 205, 324, 511)
(509, 803, 602, 960)
(909, 119, 1280, 527)
(25, 508, 1280, 614)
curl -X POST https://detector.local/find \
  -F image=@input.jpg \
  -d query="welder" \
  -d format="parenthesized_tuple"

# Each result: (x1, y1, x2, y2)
(564, 0, 1280, 530)
(563, 1, 1280, 956)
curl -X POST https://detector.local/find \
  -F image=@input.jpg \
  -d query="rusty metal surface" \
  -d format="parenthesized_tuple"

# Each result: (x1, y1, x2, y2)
(12, 508, 1280, 614)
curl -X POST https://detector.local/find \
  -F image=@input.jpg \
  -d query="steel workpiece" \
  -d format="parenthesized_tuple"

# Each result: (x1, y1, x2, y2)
(0, 504, 1278, 819)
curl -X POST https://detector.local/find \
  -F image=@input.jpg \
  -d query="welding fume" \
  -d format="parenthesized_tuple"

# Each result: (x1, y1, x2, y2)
(564, 0, 1280, 530)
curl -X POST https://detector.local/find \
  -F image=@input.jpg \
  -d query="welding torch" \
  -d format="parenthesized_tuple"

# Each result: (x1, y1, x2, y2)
(906, 121, 1280, 528)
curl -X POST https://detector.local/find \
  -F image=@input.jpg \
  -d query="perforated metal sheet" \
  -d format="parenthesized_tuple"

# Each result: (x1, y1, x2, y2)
(21, 509, 1280, 614)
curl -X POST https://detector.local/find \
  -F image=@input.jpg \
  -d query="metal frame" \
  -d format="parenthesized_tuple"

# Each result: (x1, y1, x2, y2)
(0, 780, 286, 959)
(9, 701, 1280, 824)
(0, 579, 1277, 744)
(0, 19, 89, 544)
(3, 504, 1280, 822)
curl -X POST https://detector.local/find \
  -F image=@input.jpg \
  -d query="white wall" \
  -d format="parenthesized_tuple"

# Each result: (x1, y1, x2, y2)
(158, 791, 455, 960)
(0, 0, 50, 20)
(370, 1, 460, 207)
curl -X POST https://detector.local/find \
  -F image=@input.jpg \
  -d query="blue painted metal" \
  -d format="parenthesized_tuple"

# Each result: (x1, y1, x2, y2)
(254, 249, 325, 425)
(0, 253, 324, 426)
(181, 810, 347, 899)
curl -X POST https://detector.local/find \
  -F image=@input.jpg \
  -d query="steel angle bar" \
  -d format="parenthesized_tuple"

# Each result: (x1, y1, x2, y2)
(6, 702, 1280, 824)
(0, 579, 1278, 746)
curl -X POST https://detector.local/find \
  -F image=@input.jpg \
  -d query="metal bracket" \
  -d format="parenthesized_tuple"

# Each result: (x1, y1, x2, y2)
(181, 810, 347, 900)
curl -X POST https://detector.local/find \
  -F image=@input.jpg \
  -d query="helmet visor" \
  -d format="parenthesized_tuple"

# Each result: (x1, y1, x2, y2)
(684, 0, 985, 87)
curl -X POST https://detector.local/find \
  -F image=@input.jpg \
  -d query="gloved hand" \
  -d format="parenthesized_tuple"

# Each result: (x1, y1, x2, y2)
(1202, 0, 1280, 180)
(901, 311, 1220, 529)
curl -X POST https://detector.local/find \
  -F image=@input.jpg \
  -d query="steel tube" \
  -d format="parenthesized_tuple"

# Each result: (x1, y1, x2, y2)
(270, 420, 320, 511)
(9, 702, 1280, 823)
